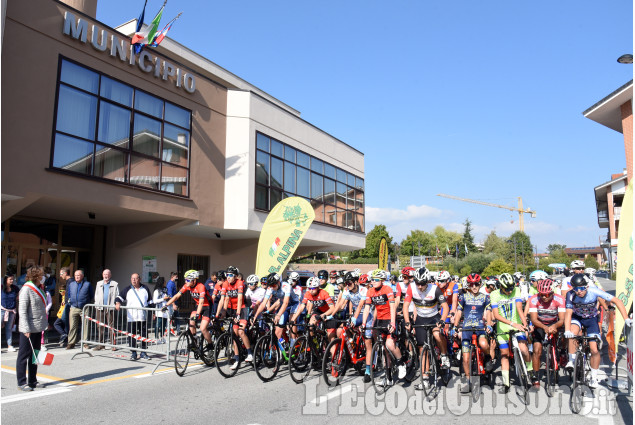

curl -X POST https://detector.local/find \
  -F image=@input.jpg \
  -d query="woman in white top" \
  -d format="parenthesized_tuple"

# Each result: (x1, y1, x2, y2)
(152, 277, 169, 343)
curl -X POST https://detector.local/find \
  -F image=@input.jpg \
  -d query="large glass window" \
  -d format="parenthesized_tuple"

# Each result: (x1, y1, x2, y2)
(254, 131, 364, 232)
(51, 58, 192, 197)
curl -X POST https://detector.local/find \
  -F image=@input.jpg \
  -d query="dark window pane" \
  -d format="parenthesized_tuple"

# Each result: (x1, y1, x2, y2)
(9, 220, 58, 245)
(255, 185, 268, 210)
(356, 177, 364, 191)
(161, 163, 188, 195)
(324, 178, 335, 205)
(98, 101, 130, 147)
(284, 162, 296, 193)
(163, 123, 189, 166)
(53, 134, 93, 175)
(271, 139, 283, 158)
(134, 91, 163, 118)
(284, 146, 296, 162)
(94, 145, 126, 182)
(256, 133, 269, 152)
(165, 102, 190, 129)
(324, 163, 336, 179)
(311, 173, 323, 200)
(129, 155, 159, 190)
(62, 225, 94, 249)
(100, 77, 133, 107)
(60, 60, 99, 93)
(297, 151, 310, 168)
(57, 85, 98, 139)
(336, 168, 346, 183)
(311, 157, 323, 174)
(256, 151, 269, 185)
(271, 189, 282, 209)
(336, 183, 347, 209)
(133, 114, 161, 157)
(271, 157, 283, 189)
(297, 167, 310, 197)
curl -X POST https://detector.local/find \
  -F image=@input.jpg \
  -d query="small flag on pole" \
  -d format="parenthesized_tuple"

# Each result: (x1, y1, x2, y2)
(465, 243, 469, 255)
(149, 12, 182, 47)
(32, 348, 54, 366)
(436, 245, 440, 255)
(446, 245, 450, 254)
(132, 0, 167, 54)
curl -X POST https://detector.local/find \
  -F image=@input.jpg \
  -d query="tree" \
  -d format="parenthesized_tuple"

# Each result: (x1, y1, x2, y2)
(483, 258, 514, 276)
(547, 244, 567, 255)
(460, 219, 477, 257)
(460, 265, 472, 276)
(585, 255, 600, 270)
(483, 231, 506, 257)
(465, 253, 496, 274)
(432, 226, 463, 256)
(505, 231, 533, 271)
(360, 224, 393, 258)
(400, 230, 434, 256)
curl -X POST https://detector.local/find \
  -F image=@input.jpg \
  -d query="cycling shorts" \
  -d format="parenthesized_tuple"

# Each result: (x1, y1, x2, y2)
(191, 306, 212, 322)
(227, 307, 249, 328)
(413, 314, 441, 346)
(531, 327, 547, 343)
(571, 316, 601, 339)
(461, 328, 487, 353)
(497, 332, 527, 350)
(372, 319, 395, 341)
(353, 313, 374, 338)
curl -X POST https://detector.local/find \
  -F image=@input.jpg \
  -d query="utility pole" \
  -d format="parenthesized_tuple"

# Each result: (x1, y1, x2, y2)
(521, 240, 525, 273)
(514, 239, 518, 273)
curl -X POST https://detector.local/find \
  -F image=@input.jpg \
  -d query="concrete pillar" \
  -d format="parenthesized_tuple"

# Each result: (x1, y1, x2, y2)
(621, 100, 633, 184)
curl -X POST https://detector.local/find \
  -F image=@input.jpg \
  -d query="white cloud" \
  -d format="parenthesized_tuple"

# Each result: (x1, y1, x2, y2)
(366, 204, 444, 224)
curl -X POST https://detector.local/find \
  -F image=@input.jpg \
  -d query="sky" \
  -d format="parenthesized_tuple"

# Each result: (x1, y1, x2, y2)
(97, 1, 633, 252)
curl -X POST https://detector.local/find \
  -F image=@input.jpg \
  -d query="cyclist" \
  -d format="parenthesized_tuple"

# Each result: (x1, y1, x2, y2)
(564, 273, 630, 388)
(491, 272, 531, 394)
(482, 276, 498, 295)
(403, 267, 449, 391)
(217, 266, 252, 367)
(252, 273, 300, 341)
(290, 277, 336, 340)
(163, 270, 214, 347)
(362, 269, 407, 382)
(453, 272, 494, 393)
(287, 271, 303, 298)
(435, 270, 459, 330)
(561, 260, 604, 297)
(316, 270, 335, 299)
(245, 274, 265, 312)
(210, 270, 226, 316)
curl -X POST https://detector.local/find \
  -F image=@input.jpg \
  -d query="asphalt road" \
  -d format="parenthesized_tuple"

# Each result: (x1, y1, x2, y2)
(1, 277, 631, 424)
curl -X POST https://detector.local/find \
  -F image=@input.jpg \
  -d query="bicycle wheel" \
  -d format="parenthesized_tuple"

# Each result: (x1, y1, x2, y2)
(253, 335, 281, 382)
(468, 346, 480, 401)
(371, 342, 391, 395)
(570, 353, 586, 414)
(545, 345, 557, 397)
(174, 332, 191, 377)
(289, 335, 312, 383)
(323, 338, 348, 387)
(513, 349, 529, 405)
(215, 332, 239, 378)
(420, 346, 437, 398)
(402, 336, 419, 382)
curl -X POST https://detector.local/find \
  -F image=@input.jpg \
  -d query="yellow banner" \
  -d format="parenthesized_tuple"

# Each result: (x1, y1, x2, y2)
(378, 237, 388, 270)
(614, 181, 633, 355)
(255, 197, 315, 278)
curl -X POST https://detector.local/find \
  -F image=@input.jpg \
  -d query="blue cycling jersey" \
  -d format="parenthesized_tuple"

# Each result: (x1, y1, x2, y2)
(565, 286, 613, 319)
(342, 286, 368, 310)
(458, 292, 491, 329)
(264, 281, 300, 308)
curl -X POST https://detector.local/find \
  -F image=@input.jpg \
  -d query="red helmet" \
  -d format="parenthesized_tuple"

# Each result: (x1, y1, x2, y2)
(537, 278, 554, 295)
(401, 267, 415, 278)
(359, 274, 369, 284)
(329, 270, 338, 278)
(466, 273, 482, 286)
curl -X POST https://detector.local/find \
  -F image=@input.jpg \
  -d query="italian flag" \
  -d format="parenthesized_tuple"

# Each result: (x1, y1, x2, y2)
(32, 349, 54, 366)
(269, 237, 281, 256)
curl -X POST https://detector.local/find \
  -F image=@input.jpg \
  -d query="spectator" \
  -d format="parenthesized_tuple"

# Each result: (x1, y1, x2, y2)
(153, 277, 168, 343)
(93, 269, 119, 351)
(53, 288, 68, 347)
(44, 267, 56, 295)
(16, 266, 48, 391)
(116, 273, 151, 360)
(66, 270, 93, 350)
(1, 275, 19, 352)
(166, 272, 178, 315)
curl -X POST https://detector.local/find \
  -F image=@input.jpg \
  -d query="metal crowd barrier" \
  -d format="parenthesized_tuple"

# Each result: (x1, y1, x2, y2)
(72, 304, 178, 374)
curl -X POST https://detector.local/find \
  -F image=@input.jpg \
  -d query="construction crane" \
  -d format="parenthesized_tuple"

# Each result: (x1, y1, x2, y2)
(436, 194, 537, 233)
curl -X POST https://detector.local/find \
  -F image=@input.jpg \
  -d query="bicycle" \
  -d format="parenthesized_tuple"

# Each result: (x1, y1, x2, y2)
(497, 329, 530, 405)
(542, 331, 565, 397)
(288, 319, 328, 383)
(569, 335, 597, 414)
(215, 317, 257, 378)
(322, 319, 367, 387)
(252, 313, 292, 382)
(456, 327, 494, 400)
(413, 323, 452, 398)
(395, 319, 419, 382)
(367, 326, 404, 396)
(173, 316, 220, 376)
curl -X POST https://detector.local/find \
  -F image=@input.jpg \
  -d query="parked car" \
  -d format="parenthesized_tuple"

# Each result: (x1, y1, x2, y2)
(286, 270, 314, 287)
(595, 270, 610, 279)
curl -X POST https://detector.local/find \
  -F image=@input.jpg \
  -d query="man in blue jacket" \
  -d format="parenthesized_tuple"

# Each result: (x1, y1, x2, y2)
(66, 270, 93, 350)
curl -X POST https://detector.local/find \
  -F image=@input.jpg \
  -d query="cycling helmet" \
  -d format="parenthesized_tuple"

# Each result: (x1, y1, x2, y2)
(306, 276, 320, 289)
(370, 269, 385, 281)
(359, 274, 369, 285)
(529, 270, 549, 282)
(513, 271, 523, 279)
(288, 271, 300, 281)
(401, 266, 415, 278)
(353, 268, 361, 277)
(217, 270, 226, 280)
(537, 278, 554, 295)
(344, 272, 355, 283)
(246, 274, 260, 285)
(184, 269, 199, 280)
(570, 274, 590, 288)
(397, 275, 404, 283)
(317, 270, 328, 280)
(486, 276, 499, 288)
(452, 275, 460, 282)
(260, 275, 268, 285)
(266, 272, 281, 286)
(499, 273, 514, 290)
(460, 276, 468, 290)
(226, 266, 239, 275)
(584, 268, 596, 276)
(437, 270, 451, 282)
(413, 267, 430, 284)
(466, 273, 482, 287)
(570, 260, 585, 269)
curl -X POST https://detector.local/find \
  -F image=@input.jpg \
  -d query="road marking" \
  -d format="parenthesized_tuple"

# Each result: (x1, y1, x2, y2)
(133, 363, 205, 378)
(308, 382, 356, 405)
(1, 387, 72, 404)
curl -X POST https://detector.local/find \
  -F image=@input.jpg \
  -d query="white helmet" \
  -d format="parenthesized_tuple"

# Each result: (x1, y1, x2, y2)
(437, 270, 451, 282)
(246, 274, 259, 285)
(353, 268, 361, 277)
(570, 260, 585, 269)
(184, 269, 199, 279)
(529, 270, 549, 282)
(288, 271, 300, 281)
(414, 267, 430, 284)
(306, 277, 320, 289)
(584, 268, 596, 276)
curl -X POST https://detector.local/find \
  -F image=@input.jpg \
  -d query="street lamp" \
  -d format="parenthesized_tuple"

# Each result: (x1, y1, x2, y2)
(617, 54, 633, 64)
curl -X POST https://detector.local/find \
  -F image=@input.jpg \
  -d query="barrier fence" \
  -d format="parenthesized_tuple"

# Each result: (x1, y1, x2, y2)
(73, 304, 179, 373)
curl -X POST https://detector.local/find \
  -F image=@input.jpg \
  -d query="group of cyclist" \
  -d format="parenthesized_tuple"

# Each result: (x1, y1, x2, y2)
(163, 259, 631, 394)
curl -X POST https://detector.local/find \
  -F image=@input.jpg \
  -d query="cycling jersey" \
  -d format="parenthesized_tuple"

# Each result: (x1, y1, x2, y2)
(264, 282, 300, 308)
(301, 289, 333, 313)
(221, 280, 245, 310)
(291, 284, 303, 299)
(528, 294, 565, 325)
(212, 281, 224, 302)
(245, 286, 266, 308)
(179, 283, 213, 307)
(365, 284, 395, 320)
(565, 287, 613, 319)
(403, 283, 446, 319)
(438, 282, 459, 306)
(342, 286, 368, 311)
(457, 292, 490, 329)
(395, 280, 414, 313)
(490, 288, 523, 331)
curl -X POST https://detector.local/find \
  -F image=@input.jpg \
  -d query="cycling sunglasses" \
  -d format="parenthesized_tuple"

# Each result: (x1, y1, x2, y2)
(371, 278, 382, 282)
(573, 286, 588, 292)
(226, 273, 235, 278)
(185, 278, 194, 283)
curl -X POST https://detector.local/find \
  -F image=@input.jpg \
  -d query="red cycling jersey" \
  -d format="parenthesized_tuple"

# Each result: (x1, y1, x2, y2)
(179, 283, 212, 307)
(221, 280, 245, 310)
(365, 284, 395, 320)
(301, 289, 333, 313)
(528, 294, 566, 326)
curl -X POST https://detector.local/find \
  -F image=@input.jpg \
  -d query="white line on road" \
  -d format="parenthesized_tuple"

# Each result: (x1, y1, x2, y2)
(134, 363, 205, 378)
(308, 382, 356, 405)
(1, 387, 73, 404)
